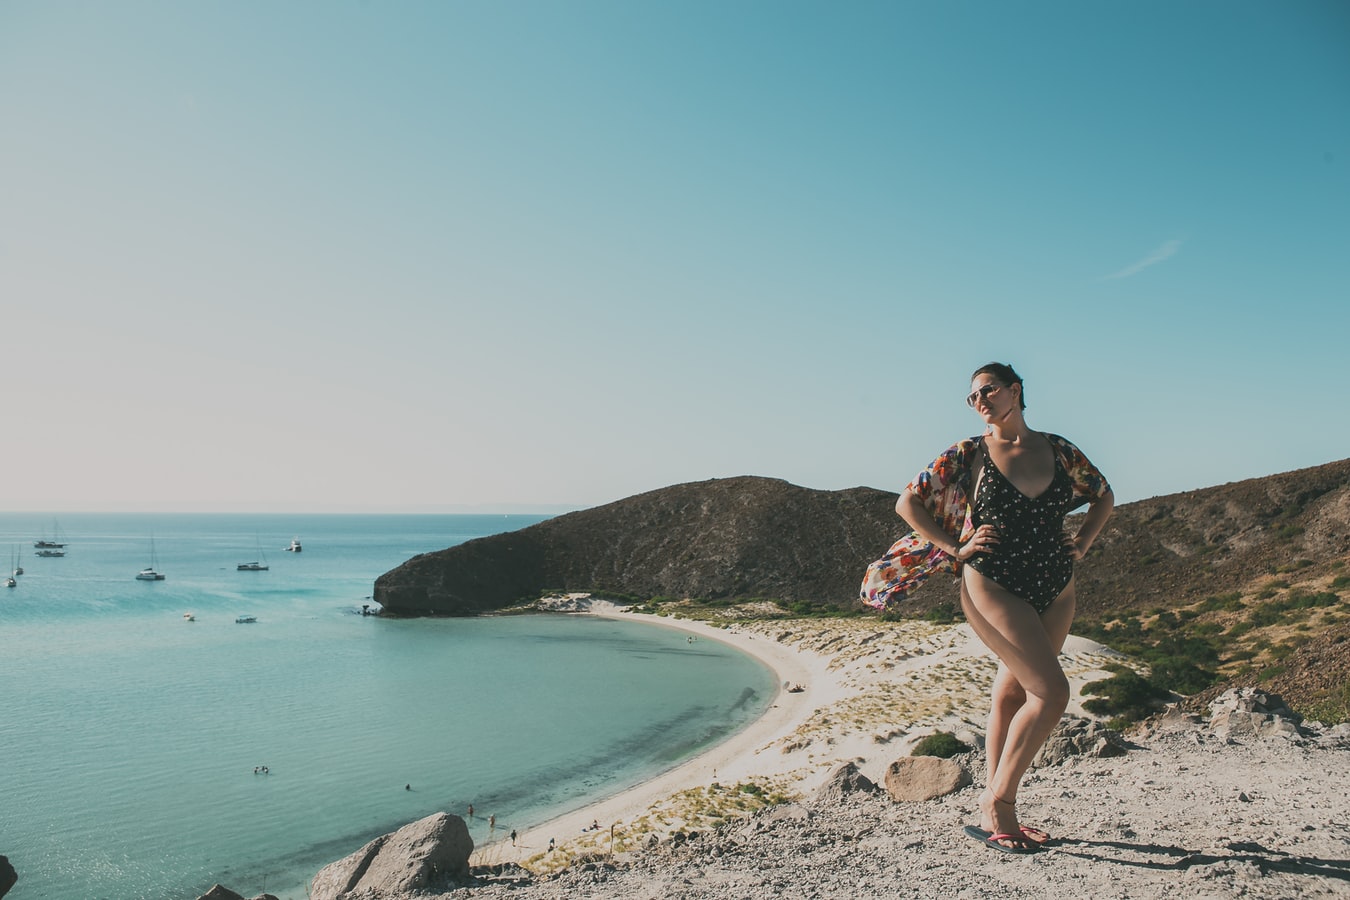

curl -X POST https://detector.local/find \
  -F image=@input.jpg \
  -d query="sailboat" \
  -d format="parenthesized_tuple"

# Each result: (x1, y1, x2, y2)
(12, 547, 22, 577)
(5, 550, 15, 588)
(34, 519, 68, 549)
(136, 537, 166, 581)
(237, 535, 269, 571)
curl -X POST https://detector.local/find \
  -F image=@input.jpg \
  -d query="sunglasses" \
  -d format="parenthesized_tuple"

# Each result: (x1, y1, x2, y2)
(966, 383, 1002, 408)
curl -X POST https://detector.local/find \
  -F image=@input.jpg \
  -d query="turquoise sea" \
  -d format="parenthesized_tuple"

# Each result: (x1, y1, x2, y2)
(0, 514, 776, 900)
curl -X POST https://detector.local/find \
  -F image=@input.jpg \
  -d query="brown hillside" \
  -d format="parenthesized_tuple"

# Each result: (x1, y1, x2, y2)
(374, 476, 903, 615)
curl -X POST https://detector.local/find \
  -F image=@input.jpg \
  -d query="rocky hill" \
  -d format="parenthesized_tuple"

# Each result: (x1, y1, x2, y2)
(375, 458, 1350, 620)
(374, 477, 899, 615)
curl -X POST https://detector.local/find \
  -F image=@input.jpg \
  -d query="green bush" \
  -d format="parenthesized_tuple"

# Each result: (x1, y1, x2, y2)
(1082, 667, 1171, 725)
(1196, 592, 1243, 613)
(924, 602, 962, 624)
(1289, 590, 1338, 609)
(1146, 655, 1217, 695)
(1300, 681, 1350, 725)
(911, 731, 971, 759)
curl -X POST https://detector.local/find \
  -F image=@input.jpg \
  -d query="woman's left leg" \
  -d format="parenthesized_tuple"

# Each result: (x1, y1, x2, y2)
(965, 575, 1077, 841)
(981, 585, 1077, 792)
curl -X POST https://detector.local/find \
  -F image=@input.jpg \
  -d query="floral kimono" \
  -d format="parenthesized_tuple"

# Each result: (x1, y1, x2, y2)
(860, 433, 1110, 610)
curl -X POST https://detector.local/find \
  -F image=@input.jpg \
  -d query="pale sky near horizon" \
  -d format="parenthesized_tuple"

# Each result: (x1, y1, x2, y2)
(2, 1, 1347, 514)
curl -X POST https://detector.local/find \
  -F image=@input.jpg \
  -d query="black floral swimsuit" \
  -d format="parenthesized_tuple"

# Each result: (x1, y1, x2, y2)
(966, 437, 1075, 613)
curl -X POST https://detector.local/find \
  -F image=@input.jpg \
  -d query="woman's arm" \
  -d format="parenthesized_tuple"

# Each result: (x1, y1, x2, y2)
(1067, 489, 1115, 560)
(896, 489, 991, 562)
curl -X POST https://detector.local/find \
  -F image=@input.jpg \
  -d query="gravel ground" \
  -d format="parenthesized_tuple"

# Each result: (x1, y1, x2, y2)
(430, 720, 1350, 900)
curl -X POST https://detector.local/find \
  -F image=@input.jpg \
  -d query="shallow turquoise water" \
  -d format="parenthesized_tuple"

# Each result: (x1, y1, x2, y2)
(0, 514, 775, 899)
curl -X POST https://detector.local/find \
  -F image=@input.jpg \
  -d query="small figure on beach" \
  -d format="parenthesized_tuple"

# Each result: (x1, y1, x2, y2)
(467, 804, 474, 818)
(488, 814, 496, 830)
(548, 838, 555, 852)
(510, 829, 517, 845)
(863, 362, 1113, 854)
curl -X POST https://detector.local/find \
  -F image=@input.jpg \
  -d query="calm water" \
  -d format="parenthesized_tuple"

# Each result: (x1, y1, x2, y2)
(0, 514, 776, 900)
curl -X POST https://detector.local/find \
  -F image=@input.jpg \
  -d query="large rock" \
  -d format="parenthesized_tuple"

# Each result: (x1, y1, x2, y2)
(310, 812, 473, 900)
(192, 887, 278, 900)
(0, 856, 15, 899)
(1209, 688, 1307, 740)
(1034, 716, 1128, 767)
(195, 888, 243, 900)
(812, 761, 878, 805)
(883, 756, 971, 801)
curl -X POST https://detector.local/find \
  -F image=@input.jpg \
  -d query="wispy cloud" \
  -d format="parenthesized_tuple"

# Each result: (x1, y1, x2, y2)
(1105, 239, 1183, 280)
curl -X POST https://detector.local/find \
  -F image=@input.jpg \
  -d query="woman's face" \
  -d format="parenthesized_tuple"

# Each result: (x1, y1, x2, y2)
(967, 373, 1018, 421)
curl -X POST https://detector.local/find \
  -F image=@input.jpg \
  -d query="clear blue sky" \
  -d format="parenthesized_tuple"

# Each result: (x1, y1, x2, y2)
(2, 1, 1346, 513)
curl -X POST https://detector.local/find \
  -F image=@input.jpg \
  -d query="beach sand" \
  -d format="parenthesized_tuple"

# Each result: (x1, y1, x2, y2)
(469, 599, 1128, 871)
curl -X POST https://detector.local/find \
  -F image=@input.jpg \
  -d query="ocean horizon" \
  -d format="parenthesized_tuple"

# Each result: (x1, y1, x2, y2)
(0, 513, 776, 900)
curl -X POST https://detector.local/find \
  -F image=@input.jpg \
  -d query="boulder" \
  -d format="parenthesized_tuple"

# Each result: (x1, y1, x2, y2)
(310, 812, 473, 900)
(883, 756, 971, 801)
(192, 887, 277, 900)
(1034, 716, 1128, 767)
(0, 856, 15, 900)
(195, 888, 243, 900)
(1209, 688, 1307, 740)
(812, 761, 878, 805)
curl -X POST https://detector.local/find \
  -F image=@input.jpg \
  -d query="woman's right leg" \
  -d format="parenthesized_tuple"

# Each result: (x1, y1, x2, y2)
(962, 570, 1072, 844)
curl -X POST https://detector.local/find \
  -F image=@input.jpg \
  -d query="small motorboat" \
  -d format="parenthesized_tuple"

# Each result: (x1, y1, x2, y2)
(285, 537, 302, 553)
(136, 568, 165, 581)
(235, 615, 257, 624)
(183, 613, 195, 621)
(236, 562, 269, 571)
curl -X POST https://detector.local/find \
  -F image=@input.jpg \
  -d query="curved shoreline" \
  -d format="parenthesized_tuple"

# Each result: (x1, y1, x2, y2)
(470, 604, 829, 866)
(467, 603, 1133, 871)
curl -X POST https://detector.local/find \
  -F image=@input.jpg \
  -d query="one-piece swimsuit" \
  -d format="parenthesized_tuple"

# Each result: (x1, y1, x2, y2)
(966, 437, 1075, 613)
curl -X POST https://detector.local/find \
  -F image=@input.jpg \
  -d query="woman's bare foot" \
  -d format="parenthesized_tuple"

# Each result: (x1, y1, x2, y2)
(981, 791, 1037, 850)
(1018, 823, 1050, 844)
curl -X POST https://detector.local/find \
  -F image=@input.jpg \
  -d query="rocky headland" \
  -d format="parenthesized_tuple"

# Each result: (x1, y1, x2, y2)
(374, 476, 899, 614)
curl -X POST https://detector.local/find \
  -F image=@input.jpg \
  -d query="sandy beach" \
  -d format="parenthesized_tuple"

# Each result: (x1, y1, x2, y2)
(304, 600, 1350, 899)
(469, 599, 1128, 871)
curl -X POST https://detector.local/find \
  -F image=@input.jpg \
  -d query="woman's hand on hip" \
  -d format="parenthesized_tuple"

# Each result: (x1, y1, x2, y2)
(958, 525, 998, 560)
(1063, 532, 1089, 561)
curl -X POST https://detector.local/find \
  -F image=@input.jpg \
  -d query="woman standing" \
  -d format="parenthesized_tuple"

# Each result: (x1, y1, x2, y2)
(862, 362, 1114, 853)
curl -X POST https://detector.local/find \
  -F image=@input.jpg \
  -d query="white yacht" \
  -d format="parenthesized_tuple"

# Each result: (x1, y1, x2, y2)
(137, 537, 165, 580)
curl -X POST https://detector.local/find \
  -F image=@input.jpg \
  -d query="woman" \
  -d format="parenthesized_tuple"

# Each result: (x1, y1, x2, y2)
(861, 362, 1113, 853)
